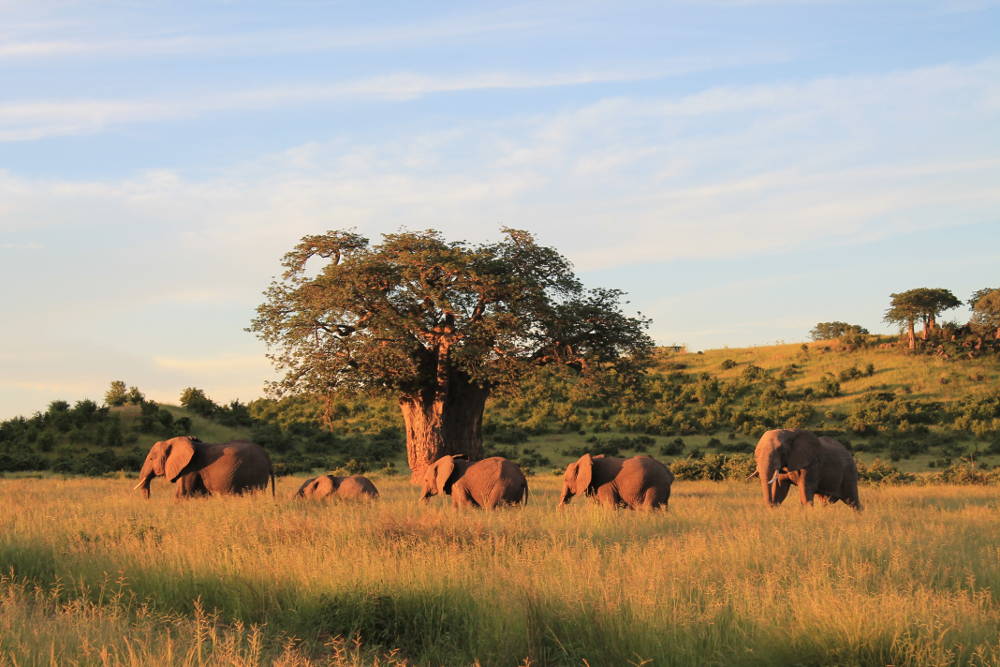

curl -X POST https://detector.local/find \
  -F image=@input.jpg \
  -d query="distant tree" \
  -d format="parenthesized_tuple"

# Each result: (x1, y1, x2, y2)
(969, 288, 1000, 340)
(809, 321, 869, 341)
(180, 387, 217, 417)
(71, 399, 99, 423)
(885, 288, 961, 349)
(250, 228, 654, 478)
(103, 417, 124, 447)
(105, 380, 128, 407)
(125, 386, 145, 405)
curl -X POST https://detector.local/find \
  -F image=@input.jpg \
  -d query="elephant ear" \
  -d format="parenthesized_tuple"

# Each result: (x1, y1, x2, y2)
(295, 477, 315, 497)
(165, 436, 197, 483)
(783, 430, 822, 471)
(575, 454, 594, 496)
(435, 456, 457, 495)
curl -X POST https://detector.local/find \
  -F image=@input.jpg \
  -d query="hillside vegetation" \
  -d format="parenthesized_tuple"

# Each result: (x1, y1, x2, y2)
(2, 341, 1000, 479)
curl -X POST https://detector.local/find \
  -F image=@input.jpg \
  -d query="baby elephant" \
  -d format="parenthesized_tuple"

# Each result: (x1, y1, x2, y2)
(420, 455, 528, 508)
(294, 474, 379, 501)
(559, 453, 673, 510)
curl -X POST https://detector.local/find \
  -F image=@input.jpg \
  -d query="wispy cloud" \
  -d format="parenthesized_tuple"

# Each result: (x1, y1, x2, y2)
(0, 67, 681, 142)
(4, 58, 998, 279)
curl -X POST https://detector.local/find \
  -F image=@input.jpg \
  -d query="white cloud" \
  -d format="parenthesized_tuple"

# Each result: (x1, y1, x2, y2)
(4, 59, 999, 268)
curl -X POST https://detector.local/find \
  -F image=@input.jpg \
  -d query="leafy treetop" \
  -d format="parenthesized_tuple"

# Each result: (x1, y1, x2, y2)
(250, 228, 654, 400)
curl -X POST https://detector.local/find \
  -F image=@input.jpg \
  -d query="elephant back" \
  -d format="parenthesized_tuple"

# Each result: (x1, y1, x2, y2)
(338, 475, 380, 499)
(619, 455, 673, 494)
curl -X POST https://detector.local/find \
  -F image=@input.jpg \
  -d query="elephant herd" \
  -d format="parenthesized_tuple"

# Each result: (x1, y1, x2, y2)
(134, 430, 862, 511)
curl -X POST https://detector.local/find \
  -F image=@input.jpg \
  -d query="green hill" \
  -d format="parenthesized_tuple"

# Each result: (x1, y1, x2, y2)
(2, 341, 999, 478)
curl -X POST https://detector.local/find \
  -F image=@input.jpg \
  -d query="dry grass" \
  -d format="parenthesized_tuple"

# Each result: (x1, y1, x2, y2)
(0, 476, 998, 665)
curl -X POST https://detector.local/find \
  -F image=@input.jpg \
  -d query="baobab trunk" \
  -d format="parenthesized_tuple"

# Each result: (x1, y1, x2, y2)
(399, 371, 488, 482)
(906, 321, 916, 350)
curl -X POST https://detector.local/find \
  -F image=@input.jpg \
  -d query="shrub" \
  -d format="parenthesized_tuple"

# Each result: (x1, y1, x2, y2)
(720, 359, 737, 370)
(931, 460, 994, 485)
(856, 458, 914, 484)
(818, 374, 841, 398)
(659, 438, 685, 456)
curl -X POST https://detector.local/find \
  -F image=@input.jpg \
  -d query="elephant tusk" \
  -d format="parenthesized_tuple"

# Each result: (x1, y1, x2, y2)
(746, 470, 759, 480)
(767, 470, 779, 486)
(133, 480, 146, 491)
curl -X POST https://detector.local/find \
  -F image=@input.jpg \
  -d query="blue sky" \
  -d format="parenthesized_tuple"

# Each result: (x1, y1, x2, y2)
(2, 0, 998, 418)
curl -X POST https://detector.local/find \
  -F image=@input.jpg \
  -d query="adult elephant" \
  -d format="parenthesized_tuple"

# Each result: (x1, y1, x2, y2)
(420, 455, 528, 508)
(754, 429, 861, 510)
(559, 454, 673, 510)
(133, 436, 274, 499)
(294, 474, 379, 501)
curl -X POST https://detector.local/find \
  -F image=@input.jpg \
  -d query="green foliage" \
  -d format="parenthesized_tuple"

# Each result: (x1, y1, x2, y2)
(847, 392, 942, 436)
(180, 387, 217, 417)
(951, 390, 1000, 438)
(885, 288, 962, 344)
(659, 437, 685, 456)
(969, 288, 1000, 337)
(817, 373, 841, 398)
(855, 458, 915, 484)
(104, 381, 128, 407)
(810, 321, 869, 341)
(250, 228, 654, 399)
(669, 453, 754, 480)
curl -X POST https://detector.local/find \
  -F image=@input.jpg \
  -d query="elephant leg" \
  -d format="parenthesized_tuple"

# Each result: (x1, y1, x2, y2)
(641, 486, 665, 510)
(843, 479, 862, 511)
(796, 470, 814, 506)
(452, 484, 480, 509)
(596, 485, 619, 508)
(175, 473, 208, 498)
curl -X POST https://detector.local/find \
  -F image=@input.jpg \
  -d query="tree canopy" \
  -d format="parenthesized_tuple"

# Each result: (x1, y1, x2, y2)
(969, 288, 1000, 339)
(885, 288, 961, 349)
(809, 321, 869, 341)
(250, 228, 654, 474)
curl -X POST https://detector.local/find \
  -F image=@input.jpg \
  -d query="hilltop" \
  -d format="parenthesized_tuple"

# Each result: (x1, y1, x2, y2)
(1, 341, 999, 477)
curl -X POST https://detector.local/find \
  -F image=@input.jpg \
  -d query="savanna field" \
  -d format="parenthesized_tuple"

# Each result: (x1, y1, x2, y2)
(1, 476, 997, 666)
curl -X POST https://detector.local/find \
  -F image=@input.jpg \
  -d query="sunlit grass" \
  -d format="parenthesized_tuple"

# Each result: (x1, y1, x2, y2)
(0, 476, 997, 665)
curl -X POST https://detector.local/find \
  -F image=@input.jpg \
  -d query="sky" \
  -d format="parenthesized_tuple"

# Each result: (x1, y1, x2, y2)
(2, 0, 999, 419)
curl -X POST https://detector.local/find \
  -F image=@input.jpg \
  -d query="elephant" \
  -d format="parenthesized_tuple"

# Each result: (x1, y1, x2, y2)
(293, 474, 379, 501)
(559, 454, 673, 510)
(133, 436, 274, 499)
(419, 455, 528, 508)
(754, 429, 861, 510)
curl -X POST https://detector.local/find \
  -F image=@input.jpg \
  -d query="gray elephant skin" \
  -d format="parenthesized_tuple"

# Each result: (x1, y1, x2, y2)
(294, 474, 379, 501)
(134, 436, 274, 499)
(559, 454, 673, 510)
(755, 429, 861, 510)
(420, 455, 528, 508)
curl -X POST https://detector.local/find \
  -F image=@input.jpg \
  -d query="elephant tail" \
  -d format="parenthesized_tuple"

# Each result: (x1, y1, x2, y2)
(522, 481, 529, 506)
(270, 471, 276, 498)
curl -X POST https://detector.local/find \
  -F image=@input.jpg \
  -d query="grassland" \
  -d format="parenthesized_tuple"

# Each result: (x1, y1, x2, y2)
(1, 476, 997, 665)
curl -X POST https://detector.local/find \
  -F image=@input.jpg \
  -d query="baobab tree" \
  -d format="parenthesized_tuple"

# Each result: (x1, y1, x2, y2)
(250, 228, 653, 479)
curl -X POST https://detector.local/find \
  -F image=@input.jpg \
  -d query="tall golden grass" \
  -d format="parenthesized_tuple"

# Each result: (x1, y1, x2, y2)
(0, 476, 997, 665)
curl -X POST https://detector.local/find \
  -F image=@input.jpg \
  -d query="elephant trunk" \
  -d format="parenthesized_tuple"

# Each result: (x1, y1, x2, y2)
(558, 485, 572, 506)
(759, 455, 779, 507)
(134, 462, 154, 499)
